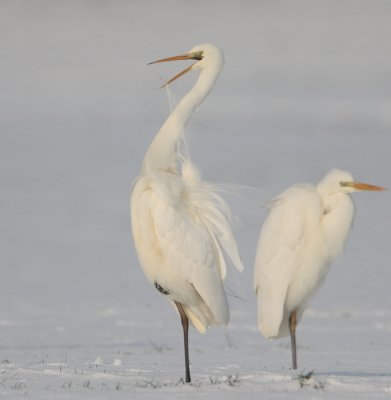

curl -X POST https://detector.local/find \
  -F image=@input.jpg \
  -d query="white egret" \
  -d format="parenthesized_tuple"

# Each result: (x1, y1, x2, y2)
(130, 44, 243, 383)
(254, 169, 385, 369)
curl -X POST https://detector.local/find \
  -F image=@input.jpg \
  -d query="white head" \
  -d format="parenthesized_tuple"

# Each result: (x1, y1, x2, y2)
(186, 43, 224, 72)
(149, 43, 224, 86)
(317, 168, 385, 196)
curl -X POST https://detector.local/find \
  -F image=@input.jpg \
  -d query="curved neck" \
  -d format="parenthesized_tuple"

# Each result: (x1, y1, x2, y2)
(320, 192, 354, 261)
(143, 64, 222, 174)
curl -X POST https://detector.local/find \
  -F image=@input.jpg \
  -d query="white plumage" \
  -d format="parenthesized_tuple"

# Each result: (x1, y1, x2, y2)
(130, 44, 243, 382)
(254, 169, 384, 369)
(131, 164, 242, 332)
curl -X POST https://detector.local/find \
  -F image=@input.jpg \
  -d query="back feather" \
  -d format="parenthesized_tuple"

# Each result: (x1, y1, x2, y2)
(181, 160, 244, 279)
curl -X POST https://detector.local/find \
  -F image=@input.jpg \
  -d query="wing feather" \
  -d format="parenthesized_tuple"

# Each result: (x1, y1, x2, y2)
(151, 192, 229, 325)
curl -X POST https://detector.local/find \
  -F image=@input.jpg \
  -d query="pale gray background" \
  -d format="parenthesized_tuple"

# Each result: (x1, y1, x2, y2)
(0, 1, 390, 398)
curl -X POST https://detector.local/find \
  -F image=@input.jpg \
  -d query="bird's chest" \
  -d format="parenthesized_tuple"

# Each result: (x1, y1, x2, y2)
(131, 180, 167, 280)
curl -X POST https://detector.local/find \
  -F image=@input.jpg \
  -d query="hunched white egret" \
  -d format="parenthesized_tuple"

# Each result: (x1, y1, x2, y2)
(130, 44, 243, 383)
(253, 169, 385, 369)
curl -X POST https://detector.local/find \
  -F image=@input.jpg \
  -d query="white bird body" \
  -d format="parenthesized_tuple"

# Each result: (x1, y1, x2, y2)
(131, 163, 242, 333)
(131, 44, 243, 354)
(254, 169, 384, 369)
(254, 179, 353, 339)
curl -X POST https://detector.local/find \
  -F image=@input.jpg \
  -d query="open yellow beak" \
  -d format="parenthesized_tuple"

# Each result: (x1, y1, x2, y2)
(342, 181, 386, 191)
(149, 51, 203, 86)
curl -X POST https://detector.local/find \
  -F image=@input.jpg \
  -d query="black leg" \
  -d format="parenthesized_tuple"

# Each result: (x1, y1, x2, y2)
(175, 302, 191, 383)
(289, 310, 297, 370)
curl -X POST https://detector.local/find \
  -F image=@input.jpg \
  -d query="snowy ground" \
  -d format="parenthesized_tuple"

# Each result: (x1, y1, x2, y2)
(1, 305, 391, 399)
(1, 1, 391, 398)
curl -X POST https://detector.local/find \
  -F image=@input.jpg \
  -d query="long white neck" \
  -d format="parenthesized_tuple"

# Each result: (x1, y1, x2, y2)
(319, 192, 355, 261)
(142, 63, 222, 174)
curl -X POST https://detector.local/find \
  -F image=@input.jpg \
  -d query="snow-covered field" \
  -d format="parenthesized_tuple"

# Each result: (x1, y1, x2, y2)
(1, 1, 391, 398)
